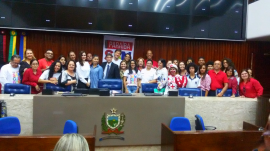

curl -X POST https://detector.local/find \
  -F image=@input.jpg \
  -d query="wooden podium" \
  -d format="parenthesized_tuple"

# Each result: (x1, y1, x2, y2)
(161, 123, 263, 151)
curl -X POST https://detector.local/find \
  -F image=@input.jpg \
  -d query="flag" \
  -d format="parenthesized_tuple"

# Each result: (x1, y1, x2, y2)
(8, 30, 17, 61)
(0, 30, 7, 63)
(19, 31, 27, 59)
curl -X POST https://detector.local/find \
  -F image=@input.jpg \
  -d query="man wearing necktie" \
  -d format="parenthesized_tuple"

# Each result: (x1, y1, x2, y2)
(101, 53, 120, 79)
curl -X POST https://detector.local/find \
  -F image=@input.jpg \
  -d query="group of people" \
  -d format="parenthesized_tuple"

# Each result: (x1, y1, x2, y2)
(0, 48, 263, 98)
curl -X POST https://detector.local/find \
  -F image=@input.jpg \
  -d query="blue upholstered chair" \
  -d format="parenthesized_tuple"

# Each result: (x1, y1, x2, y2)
(179, 88, 201, 96)
(63, 120, 78, 134)
(195, 114, 216, 130)
(169, 117, 191, 131)
(216, 89, 239, 97)
(141, 83, 158, 93)
(98, 79, 122, 91)
(45, 83, 72, 92)
(0, 116, 21, 135)
(4, 83, 31, 94)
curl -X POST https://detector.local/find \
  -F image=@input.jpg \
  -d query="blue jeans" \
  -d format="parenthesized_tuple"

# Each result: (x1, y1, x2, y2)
(127, 86, 137, 93)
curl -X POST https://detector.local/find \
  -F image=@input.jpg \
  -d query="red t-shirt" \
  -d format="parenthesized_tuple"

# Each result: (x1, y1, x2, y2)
(22, 68, 43, 94)
(239, 78, 263, 98)
(228, 76, 238, 95)
(208, 70, 228, 91)
(38, 58, 54, 71)
(144, 59, 158, 68)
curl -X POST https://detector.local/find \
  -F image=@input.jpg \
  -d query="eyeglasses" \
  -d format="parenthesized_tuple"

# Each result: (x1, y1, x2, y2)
(46, 52, 53, 55)
(243, 86, 246, 95)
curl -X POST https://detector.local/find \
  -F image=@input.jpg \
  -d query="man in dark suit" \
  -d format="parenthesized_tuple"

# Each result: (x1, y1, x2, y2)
(101, 53, 120, 79)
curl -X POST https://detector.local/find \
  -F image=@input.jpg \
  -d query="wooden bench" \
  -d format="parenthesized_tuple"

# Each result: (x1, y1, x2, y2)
(161, 122, 263, 151)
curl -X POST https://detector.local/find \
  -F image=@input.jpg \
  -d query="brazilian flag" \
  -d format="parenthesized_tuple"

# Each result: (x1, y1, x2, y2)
(8, 30, 17, 61)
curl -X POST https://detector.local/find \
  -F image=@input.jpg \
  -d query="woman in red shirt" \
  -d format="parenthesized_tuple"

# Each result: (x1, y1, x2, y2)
(22, 59, 42, 94)
(239, 69, 263, 98)
(225, 66, 238, 97)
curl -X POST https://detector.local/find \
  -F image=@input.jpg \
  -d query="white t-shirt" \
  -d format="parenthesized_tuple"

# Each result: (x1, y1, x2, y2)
(138, 68, 157, 83)
(112, 58, 122, 67)
(0, 64, 20, 90)
(124, 70, 140, 86)
(156, 68, 168, 89)
(186, 74, 200, 88)
(39, 70, 61, 80)
(76, 62, 90, 84)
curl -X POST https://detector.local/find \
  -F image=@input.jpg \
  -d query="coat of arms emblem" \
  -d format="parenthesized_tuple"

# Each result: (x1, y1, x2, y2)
(101, 108, 125, 134)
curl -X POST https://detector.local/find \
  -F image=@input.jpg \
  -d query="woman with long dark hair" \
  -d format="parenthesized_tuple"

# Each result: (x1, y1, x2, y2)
(119, 60, 127, 92)
(124, 53, 131, 67)
(58, 55, 66, 71)
(76, 51, 90, 88)
(178, 61, 188, 76)
(198, 65, 211, 96)
(156, 59, 168, 90)
(123, 60, 140, 93)
(225, 66, 238, 97)
(222, 58, 238, 78)
(38, 61, 62, 85)
(22, 59, 42, 94)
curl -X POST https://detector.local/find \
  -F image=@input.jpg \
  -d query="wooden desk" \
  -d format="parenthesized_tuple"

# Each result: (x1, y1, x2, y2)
(161, 123, 263, 151)
(0, 135, 95, 151)
(256, 95, 270, 127)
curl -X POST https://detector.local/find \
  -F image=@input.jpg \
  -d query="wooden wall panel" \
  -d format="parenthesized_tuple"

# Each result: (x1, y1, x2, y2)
(2, 29, 270, 93)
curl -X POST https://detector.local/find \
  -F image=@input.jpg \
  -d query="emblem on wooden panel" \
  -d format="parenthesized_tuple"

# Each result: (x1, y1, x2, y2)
(100, 108, 125, 141)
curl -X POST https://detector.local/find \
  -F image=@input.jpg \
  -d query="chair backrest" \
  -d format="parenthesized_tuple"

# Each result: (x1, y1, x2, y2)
(63, 120, 78, 134)
(179, 88, 201, 96)
(141, 83, 158, 93)
(98, 79, 122, 90)
(195, 114, 205, 130)
(0, 116, 21, 135)
(216, 89, 239, 97)
(45, 83, 72, 92)
(169, 117, 191, 131)
(4, 83, 31, 94)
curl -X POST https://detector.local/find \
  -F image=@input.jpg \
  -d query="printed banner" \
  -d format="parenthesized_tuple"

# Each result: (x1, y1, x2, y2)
(102, 35, 135, 62)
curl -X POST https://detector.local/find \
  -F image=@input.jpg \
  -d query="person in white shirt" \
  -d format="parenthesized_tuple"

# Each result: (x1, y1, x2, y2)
(38, 61, 62, 85)
(76, 51, 90, 88)
(0, 55, 21, 93)
(124, 60, 140, 93)
(186, 63, 200, 88)
(138, 60, 158, 92)
(156, 59, 168, 90)
(112, 49, 122, 67)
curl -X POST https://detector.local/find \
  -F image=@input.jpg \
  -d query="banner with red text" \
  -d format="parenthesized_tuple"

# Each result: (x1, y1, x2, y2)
(102, 35, 135, 62)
